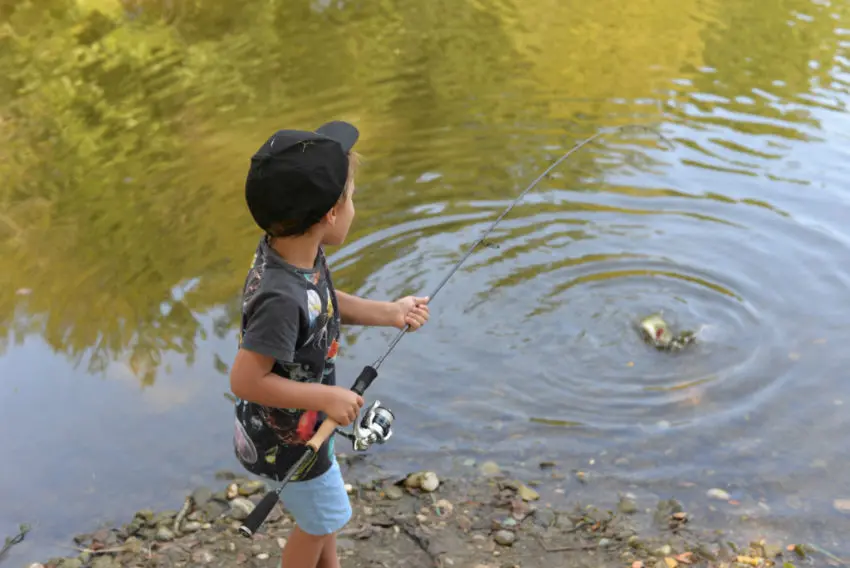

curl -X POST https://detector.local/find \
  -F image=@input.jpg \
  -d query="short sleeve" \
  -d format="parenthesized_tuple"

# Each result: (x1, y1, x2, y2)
(240, 292, 301, 363)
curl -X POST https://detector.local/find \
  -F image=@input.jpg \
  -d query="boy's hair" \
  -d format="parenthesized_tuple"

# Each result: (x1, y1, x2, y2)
(244, 121, 360, 238)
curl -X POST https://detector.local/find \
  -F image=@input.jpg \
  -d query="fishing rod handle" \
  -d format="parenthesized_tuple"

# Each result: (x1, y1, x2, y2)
(239, 489, 280, 537)
(304, 366, 378, 452)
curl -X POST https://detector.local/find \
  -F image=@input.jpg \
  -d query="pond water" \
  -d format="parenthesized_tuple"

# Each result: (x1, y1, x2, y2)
(2, 0, 850, 563)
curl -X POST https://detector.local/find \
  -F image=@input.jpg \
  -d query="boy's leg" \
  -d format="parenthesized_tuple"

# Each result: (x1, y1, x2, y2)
(280, 526, 327, 567)
(280, 526, 328, 568)
(278, 456, 351, 568)
(316, 533, 340, 568)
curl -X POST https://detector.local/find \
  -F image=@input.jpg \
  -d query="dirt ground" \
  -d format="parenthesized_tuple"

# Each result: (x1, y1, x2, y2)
(28, 469, 829, 568)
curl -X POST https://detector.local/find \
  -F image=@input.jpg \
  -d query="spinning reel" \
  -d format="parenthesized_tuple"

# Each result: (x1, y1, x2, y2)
(335, 400, 395, 451)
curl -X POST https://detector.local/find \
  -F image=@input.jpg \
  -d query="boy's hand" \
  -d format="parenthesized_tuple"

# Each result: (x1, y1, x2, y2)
(392, 296, 430, 331)
(322, 386, 364, 426)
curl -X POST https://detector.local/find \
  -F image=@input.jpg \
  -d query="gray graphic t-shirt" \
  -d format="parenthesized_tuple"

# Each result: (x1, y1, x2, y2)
(232, 236, 341, 482)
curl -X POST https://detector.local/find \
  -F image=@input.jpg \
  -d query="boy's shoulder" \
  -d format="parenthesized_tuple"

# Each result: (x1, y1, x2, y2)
(242, 237, 330, 304)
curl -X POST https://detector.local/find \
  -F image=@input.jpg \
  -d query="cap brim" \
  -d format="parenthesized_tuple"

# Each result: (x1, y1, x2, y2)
(316, 121, 359, 153)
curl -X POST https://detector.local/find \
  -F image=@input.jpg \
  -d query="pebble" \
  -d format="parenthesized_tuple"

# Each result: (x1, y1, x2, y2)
(277, 537, 288, 548)
(238, 480, 266, 496)
(599, 538, 613, 548)
(28, 564, 45, 568)
(155, 527, 175, 541)
(191, 549, 215, 564)
(384, 486, 404, 500)
(655, 545, 673, 557)
(706, 488, 731, 501)
(226, 483, 239, 499)
(516, 484, 539, 502)
(480, 461, 501, 476)
(191, 486, 213, 507)
(493, 530, 516, 546)
(228, 497, 256, 520)
(182, 521, 202, 533)
(420, 471, 440, 492)
(344, 483, 354, 494)
(618, 496, 638, 514)
(257, 553, 270, 560)
(434, 498, 454, 515)
(57, 560, 82, 568)
(533, 509, 555, 528)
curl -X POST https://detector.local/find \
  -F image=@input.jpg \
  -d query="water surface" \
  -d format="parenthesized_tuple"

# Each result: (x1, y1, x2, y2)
(2, 0, 850, 563)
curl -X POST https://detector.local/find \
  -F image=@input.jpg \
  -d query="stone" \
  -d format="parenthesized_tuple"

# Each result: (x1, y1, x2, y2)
(191, 549, 216, 564)
(228, 497, 255, 520)
(493, 530, 516, 546)
(384, 486, 404, 500)
(203, 500, 229, 520)
(192, 486, 213, 507)
(706, 488, 731, 501)
(420, 471, 440, 492)
(91, 557, 118, 568)
(533, 509, 555, 528)
(238, 480, 266, 496)
(618, 497, 638, 514)
(58, 559, 82, 568)
(226, 483, 239, 499)
(480, 461, 501, 476)
(182, 521, 203, 533)
(516, 484, 539, 502)
(599, 538, 613, 548)
(155, 527, 175, 541)
(654, 545, 673, 557)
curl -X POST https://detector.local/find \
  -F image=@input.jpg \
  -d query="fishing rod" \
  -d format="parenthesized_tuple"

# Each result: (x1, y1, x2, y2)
(238, 123, 671, 538)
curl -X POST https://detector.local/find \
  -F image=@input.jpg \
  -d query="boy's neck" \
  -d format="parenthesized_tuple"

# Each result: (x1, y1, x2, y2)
(268, 234, 321, 270)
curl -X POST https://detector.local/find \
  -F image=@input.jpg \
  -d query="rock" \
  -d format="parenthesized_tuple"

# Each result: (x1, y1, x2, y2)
(257, 553, 270, 560)
(192, 486, 213, 507)
(277, 537, 288, 549)
(434, 499, 453, 515)
(344, 483, 354, 494)
(516, 484, 539, 502)
(155, 527, 175, 541)
(480, 461, 501, 476)
(493, 530, 516, 546)
(226, 483, 239, 499)
(707, 488, 731, 501)
(238, 480, 266, 496)
(654, 545, 673, 557)
(58, 559, 82, 568)
(404, 472, 424, 489)
(191, 549, 216, 564)
(123, 537, 143, 554)
(203, 500, 229, 520)
(420, 472, 440, 492)
(628, 535, 642, 549)
(599, 538, 613, 548)
(134, 509, 155, 523)
(27, 564, 45, 568)
(91, 557, 118, 568)
(618, 497, 638, 514)
(491, 517, 517, 531)
(533, 509, 555, 528)
(229, 497, 256, 520)
(834, 499, 850, 513)
(384, 486, 404, 500)
(182, 521, 203, 533)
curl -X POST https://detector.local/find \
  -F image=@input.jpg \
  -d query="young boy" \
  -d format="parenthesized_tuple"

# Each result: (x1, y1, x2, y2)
(229, 120, 430, 568)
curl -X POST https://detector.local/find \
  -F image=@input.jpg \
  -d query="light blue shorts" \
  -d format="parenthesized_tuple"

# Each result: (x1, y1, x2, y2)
(279, 456, 352, 536)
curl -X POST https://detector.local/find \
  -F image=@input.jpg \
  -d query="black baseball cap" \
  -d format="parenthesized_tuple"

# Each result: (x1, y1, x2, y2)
(245, 120, 359, 236)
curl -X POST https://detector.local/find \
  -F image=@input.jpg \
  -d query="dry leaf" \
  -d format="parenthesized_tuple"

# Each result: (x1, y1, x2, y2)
(675, 552, 693, 564)
(664, 557, 679, 568)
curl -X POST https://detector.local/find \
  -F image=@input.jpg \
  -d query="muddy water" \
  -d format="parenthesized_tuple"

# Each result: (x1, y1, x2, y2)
(2, 0, 850, 563)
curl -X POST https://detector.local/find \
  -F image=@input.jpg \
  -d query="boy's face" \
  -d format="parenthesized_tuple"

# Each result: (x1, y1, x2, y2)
(321, 182, 355, 246)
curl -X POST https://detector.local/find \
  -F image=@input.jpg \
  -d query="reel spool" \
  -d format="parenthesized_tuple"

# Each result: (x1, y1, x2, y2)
(335, 400, 395, 452)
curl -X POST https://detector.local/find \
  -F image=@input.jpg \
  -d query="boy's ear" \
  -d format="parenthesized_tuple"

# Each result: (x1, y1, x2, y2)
(324, 203, 338, 226)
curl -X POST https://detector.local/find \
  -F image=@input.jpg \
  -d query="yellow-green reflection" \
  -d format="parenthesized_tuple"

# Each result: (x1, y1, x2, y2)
(0, 0, 846, 386)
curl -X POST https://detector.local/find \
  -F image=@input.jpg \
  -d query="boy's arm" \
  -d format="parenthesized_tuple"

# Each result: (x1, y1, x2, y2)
(230, 292, 325, 410)
(336, 290, 430, 328)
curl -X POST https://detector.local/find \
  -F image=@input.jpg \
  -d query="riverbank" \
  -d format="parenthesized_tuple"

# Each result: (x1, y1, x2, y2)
(25, 458, 838, 568)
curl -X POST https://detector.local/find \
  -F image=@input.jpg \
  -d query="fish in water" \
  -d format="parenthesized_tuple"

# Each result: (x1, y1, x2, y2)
(638, 313, 697, 352)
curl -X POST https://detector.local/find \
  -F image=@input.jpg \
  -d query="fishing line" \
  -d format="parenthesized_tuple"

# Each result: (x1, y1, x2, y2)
(239, 122, 673, 537)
